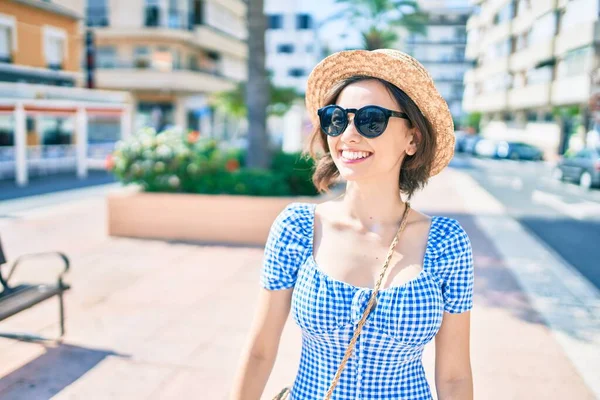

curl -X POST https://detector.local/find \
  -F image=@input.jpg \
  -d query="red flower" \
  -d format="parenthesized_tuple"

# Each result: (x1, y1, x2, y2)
(187, 130, 200, 143)
(225, 158, 240, 172)
(105, 154, 115, 171)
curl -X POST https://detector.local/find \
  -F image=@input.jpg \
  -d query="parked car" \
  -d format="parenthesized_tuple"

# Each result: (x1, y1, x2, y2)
(462, 135, 483, 155)
(454, 130, 468, 153)
(495, 141, 544, 161)
(473, 139, 498, 158)
(553, 148, 600, 189)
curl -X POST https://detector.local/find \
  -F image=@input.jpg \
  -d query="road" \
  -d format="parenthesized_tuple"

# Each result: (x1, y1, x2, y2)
(450, 154, 600, 291)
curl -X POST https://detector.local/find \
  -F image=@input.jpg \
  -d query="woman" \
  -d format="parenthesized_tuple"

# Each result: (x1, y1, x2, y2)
(231, 49, 474, 400)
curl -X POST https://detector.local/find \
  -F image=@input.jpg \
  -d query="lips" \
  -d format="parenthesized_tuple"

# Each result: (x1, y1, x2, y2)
(338, 150, 373, 163)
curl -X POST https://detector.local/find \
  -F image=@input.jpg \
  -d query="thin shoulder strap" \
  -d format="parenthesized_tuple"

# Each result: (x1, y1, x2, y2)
(324, 203, 411, 400)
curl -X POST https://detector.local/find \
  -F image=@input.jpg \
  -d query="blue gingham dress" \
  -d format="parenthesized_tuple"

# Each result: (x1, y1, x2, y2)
(261, 203, 474, 400)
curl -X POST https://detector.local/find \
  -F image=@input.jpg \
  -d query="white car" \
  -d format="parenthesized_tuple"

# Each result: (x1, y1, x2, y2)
(474, 139, 498, 158)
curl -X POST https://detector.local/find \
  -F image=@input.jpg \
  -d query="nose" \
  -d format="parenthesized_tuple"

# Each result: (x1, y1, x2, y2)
(340, 116, 362, 143)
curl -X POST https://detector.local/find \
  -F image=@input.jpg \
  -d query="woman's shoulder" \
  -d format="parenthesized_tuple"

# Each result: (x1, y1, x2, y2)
(428, 215, 471, 252)
(270, 202, 316, 236)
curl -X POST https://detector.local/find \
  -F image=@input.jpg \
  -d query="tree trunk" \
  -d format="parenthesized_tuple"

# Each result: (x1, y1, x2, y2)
(245, 0, 270, 169)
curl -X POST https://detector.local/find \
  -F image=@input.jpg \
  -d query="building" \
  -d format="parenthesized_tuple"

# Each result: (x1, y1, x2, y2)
(401, 0, 473, 122)
(463, 0, 599, 155)
(55, 0, 248, 134)
(0, 0, 131, 186)
(265, 0, 320, 94)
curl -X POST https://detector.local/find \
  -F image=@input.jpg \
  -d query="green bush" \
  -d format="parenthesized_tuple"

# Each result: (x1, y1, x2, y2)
(108, 128, 318, 197)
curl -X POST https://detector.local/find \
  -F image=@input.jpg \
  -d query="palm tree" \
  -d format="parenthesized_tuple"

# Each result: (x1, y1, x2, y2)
(211, 82, 301, 119)
(245, 0, 270, 168)
(335, 0, 428, 50)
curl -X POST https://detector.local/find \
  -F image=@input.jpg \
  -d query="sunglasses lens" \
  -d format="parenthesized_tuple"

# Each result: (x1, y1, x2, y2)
(356, 107, 387, 137)
(320, 106, 346, 136)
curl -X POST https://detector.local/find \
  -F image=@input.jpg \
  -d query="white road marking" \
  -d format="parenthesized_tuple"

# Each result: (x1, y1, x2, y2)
(489, 175, 524, 191)
(532, 190, 600, 220)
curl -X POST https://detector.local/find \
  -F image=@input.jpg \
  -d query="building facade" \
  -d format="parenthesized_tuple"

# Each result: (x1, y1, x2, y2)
(265, 0, 320, 94)
(464, 0, 599, 155)
(0, 0, 130, 186)
(402, 0, 473, 122)
(55, 0, 248, 134)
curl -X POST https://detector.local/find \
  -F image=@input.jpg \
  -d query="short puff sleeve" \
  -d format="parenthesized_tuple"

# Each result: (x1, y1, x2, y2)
(434, 220, 474, 314)
(260, 203, 312, 290)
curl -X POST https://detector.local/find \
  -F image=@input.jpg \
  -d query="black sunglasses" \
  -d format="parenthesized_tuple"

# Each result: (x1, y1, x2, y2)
(317, 105, 409, 138)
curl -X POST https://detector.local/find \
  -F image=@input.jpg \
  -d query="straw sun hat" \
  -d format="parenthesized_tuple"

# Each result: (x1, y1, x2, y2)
(305, 49, 455, 177)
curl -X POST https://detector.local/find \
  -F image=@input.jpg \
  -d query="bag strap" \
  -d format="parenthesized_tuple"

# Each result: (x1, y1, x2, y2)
(323, 202, 411, 400)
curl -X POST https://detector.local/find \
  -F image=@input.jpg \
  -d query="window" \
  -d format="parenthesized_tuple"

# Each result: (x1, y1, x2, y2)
(297, 14, 312, 30)
(494, 2, 514, 24)
(0, 14, 16, 63)
(557, 45, 594, 78)
(526, 65, 553, 85)
(451, 83, 464, 97)
(514, 0, 531, 17)
(86, 0, 109, 27)
(527, 111, 538, 122)
(172, 49, 181, 69)
(277, 44, 294, 54)
(289, 68, 305, 77)
(168, 0, 185, 29)
(268, 14, 283, 29)
(0, 25, 12, 62)
(134, 46, 151, 68)
(96, 46, 116, 68)
(530, 12, 556, 44)
(514, 31, 529, 51)
(455, 27, 466, 41)
(192, 0, 204, 25)
(145, 0, 162, 27)
(44, 26, 66, 70)
(188, 54, 199, 70)
(560, 0, 598, 32)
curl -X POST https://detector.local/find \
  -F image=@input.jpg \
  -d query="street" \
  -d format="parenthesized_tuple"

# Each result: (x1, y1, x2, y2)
(451, 155, 600, 291)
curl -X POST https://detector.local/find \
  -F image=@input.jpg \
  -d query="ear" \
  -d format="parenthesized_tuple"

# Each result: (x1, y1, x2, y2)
(406, 129, 420, 156)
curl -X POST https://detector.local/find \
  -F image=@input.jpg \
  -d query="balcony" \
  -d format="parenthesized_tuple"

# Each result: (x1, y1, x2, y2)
(194, 25, 247, 58)
(473, 56, 509, 80)
(93, 26, 247, 60)
(508, 83, 551, 110)
(555, 21, 600, 56)
(509, 40, 554, 72)
(463, 90, 508, 113)
(95, 63, 236, 93)
(481, 22, 511, 49)
(511, 0, 554, 35)
(551, 75, 592, 106)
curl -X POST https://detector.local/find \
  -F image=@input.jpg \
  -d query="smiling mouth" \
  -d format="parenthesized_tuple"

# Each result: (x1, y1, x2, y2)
(339, 150, 373, 163)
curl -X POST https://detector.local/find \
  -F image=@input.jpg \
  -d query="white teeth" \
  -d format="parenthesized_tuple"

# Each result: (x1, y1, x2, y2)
(341, 151, 371, 160)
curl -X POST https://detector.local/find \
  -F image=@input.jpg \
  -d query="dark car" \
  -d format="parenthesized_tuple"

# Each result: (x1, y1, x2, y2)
(462, 135, 482, 155)
(553, 148, 600, 189)
(495, 141, 544, 161)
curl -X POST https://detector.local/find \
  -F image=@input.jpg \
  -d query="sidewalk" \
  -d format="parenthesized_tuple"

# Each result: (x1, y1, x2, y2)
(0, 167, 598, 399)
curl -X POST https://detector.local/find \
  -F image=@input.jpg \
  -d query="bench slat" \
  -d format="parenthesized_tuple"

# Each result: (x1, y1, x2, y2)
(0, 284, 70, 321)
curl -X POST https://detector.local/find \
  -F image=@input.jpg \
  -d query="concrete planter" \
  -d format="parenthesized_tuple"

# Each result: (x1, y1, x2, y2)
(107, 187, 324, 246)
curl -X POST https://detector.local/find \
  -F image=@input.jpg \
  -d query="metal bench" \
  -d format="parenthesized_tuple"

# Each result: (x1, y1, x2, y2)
(0, 237, 70, 340)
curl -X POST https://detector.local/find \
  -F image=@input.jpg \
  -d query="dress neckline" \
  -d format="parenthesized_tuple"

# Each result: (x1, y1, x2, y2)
(305, 203, 437, 293)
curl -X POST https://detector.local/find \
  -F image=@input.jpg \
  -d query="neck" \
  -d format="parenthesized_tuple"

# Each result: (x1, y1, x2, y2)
(340, 177, 407, 232)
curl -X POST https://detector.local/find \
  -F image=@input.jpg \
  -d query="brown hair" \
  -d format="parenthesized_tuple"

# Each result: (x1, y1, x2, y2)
(306, 76, 437, 199)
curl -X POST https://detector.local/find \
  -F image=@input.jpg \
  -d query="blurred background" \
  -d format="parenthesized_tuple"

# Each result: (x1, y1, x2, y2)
(0, 0, 598, 188)
(0, 0, 599, 399)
